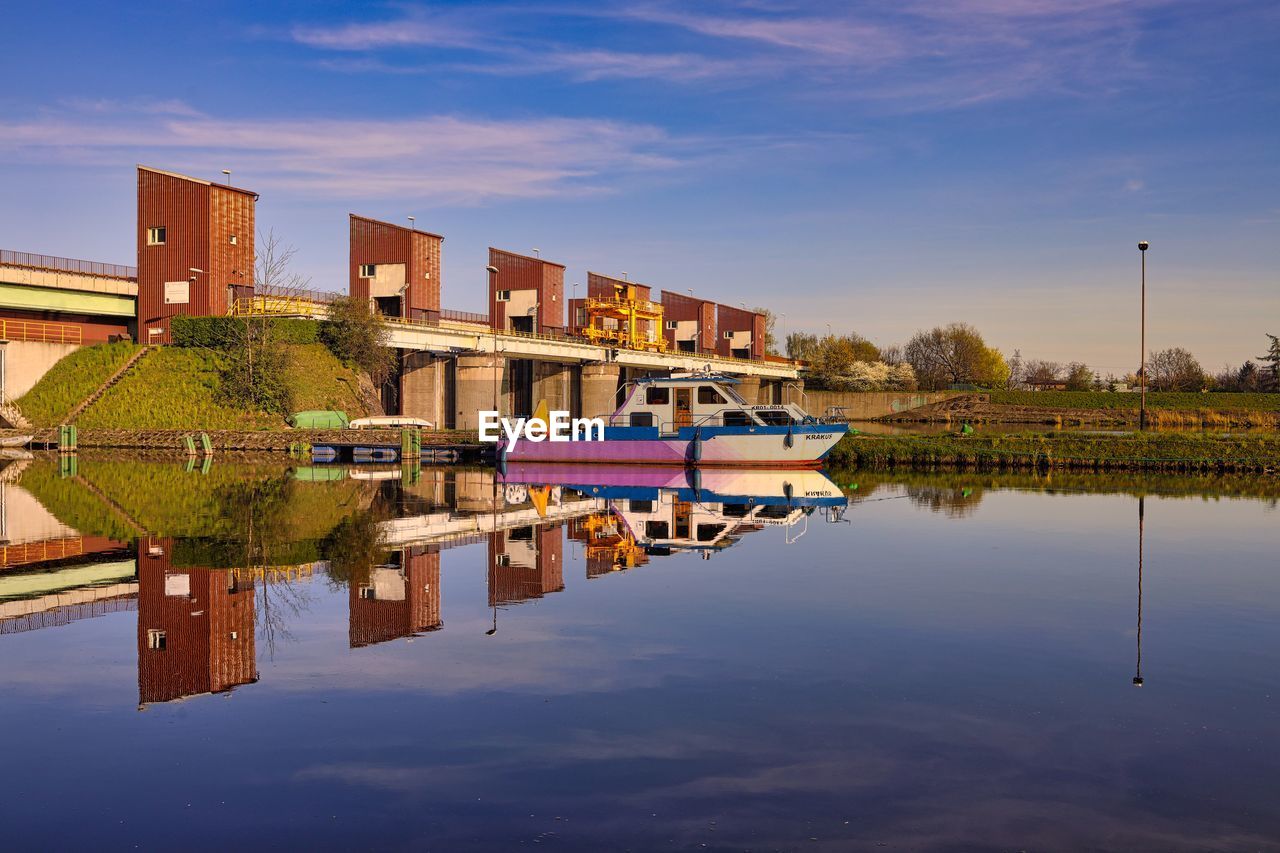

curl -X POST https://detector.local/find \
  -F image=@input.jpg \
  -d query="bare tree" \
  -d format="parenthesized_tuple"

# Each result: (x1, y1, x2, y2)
(1146, 347, 1208, 391)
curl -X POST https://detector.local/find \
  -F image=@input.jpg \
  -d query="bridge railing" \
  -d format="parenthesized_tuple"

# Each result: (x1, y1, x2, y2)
(0, 249, 136, 280)
(0, 318, 83, 345)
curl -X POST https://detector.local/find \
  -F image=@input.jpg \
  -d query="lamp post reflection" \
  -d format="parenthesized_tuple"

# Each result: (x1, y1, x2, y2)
(1134, 496, 1145, 687)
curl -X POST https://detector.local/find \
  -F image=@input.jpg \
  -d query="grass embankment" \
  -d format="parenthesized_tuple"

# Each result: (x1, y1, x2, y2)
(986, 391, 1280, 411)
(892, 390, 1280, 428)
(72, 343, 371, 430)
(829, 431, 1280, 473)
(14, 341, 140, 426)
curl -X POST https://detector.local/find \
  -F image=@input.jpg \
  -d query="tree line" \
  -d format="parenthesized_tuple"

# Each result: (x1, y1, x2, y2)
(761, 311, 1280, 394)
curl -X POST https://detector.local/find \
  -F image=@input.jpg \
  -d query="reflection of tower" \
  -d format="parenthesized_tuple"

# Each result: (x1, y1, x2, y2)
(136, 537, 257, 706)
(1134, 496, 1145, 687)
(349, 546, 442, 648)
(487, 523, 564, 605)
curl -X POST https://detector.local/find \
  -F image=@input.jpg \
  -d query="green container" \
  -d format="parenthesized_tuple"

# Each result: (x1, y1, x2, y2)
(288, 410, 350, 429)
(58, 424, 78, 452)
(400, 427, 422, 459)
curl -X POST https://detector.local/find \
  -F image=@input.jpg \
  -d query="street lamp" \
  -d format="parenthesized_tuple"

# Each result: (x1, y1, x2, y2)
(408, 215, 416, 230)
(1138, 241, 1149, 430)
(487, 265, 500, 414)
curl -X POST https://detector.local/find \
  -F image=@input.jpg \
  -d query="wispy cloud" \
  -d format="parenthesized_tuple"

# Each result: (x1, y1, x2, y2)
(284, 0, 1194, 106)
(0, 103, 683, 203)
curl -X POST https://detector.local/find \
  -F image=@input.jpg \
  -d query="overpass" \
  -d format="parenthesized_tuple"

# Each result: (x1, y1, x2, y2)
(238, 292, 803, 427)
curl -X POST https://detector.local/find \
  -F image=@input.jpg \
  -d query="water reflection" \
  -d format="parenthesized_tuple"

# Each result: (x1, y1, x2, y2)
(2, 461, 847, 705)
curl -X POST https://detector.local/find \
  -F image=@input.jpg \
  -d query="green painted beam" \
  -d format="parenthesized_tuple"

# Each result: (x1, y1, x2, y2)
(0, 281, 135, 317)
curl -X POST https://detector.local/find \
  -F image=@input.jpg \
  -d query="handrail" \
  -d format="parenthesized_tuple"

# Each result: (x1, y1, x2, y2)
(0, 318, 82, 345)
(0, 249, 136, 280)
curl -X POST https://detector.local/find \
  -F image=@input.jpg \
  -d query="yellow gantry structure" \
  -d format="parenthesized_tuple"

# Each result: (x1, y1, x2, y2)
(580, 284, 667, 353)
(581, 512, 647, 572)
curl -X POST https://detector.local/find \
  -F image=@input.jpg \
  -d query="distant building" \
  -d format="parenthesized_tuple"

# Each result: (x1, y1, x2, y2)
(349, 215, 442, 322)
(488, 248, 565, 335)
(136, 166, 257, 343)
(659, 291, 716, 354)
(715, 303, 765, 360)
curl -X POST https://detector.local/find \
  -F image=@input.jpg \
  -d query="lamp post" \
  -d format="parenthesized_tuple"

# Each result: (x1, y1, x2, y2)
(487, 265, 500, 415)
(1138, 241, 1149, 430)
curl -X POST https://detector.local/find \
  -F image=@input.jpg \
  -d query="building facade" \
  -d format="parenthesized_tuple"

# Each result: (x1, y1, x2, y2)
(660, 291, 717, 354)
(349, 215, 442, 322)
(136, 166, 256, 343)
(488, 248, 565, 335)
(715, 304, 765, 360)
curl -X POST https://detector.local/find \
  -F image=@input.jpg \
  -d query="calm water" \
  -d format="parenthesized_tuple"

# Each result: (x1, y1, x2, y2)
(2, 455, 1278, 851)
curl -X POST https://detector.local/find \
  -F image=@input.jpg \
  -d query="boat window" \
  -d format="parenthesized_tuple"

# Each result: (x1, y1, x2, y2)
(645, 521, 669, 539)
(696, 523, 726, 542)
(756, 410, 795, 426)
(721, 385, 748, 404)
(697, 386, 726, 405)
(630, 412, 655, 427)
(630, 499, 653, 513)
(645, 387, 669, 405)
(722, 410, 753, 426)
(722, 503, 750, 518)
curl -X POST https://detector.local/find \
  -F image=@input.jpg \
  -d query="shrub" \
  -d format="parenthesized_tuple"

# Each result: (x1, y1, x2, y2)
(171, 315, 318, 347)
(320, 297, 396, 386)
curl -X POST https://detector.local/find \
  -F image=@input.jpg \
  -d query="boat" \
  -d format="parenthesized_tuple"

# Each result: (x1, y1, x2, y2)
(349, 416, 434, 430)
(498, 373, 847, 468)
(0, 434, 33, 448)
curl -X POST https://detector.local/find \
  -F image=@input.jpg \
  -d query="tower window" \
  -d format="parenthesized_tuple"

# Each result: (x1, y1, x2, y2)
(146, 227, 166, 246)
(358, 264, 377, 278)
(229, 234, 238, 245)
(147, 629, 167, 650)
(496, 290, 511, 302)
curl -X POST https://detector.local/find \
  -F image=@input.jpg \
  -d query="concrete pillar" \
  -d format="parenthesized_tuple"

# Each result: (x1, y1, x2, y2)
(455, 469, 498, 513)
(400, 351, 444, 426)
(734, 375, 762, 406)
(581, 363, 623, 421)
(533, 361, 571, 413)
(456, 352, 507, 430)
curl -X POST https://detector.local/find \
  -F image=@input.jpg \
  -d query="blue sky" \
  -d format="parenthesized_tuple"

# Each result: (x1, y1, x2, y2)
(2, 0, 1277, 374)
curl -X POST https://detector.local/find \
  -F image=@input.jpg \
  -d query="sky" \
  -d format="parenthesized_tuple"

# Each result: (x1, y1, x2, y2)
(1, 0, 1277, 375)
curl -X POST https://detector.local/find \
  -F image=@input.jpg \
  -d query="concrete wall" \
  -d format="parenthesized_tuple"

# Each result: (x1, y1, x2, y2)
(1, 339, 80, 401)
(797, 389, 965, 420)
(400, 351, 444, 426)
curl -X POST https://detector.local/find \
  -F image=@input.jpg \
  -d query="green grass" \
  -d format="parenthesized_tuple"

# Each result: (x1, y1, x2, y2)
(14, 341, 140, 426)
(77, 343, 370, 430)
(986, 390, 1280, 411)
(828, 431, 1280, 472)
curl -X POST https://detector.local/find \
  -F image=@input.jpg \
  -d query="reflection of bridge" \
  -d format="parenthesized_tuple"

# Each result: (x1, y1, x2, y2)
(381, 495, 606, 548)
(0, 559, 137, 634)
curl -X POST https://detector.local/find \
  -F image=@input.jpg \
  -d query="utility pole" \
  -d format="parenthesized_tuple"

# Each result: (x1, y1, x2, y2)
(1138, 241, 1149, 430)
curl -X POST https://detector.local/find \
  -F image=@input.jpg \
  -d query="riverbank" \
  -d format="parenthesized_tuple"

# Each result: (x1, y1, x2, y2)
(15, 427, 481, 455)
(829, 431, 1280, 473)
(879, 390, 1280, 428)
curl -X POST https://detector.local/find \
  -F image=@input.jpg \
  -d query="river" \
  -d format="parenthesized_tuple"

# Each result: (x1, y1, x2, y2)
(1, 455, 1277, 850)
